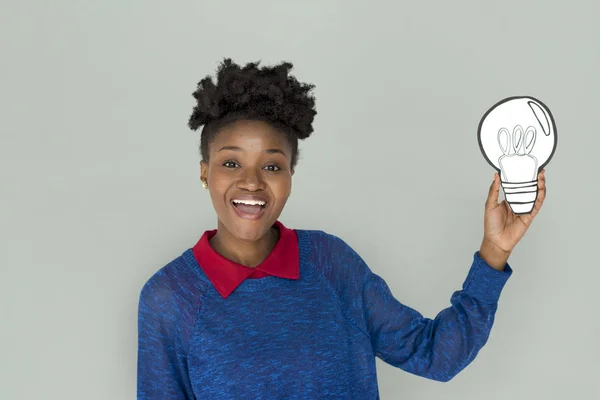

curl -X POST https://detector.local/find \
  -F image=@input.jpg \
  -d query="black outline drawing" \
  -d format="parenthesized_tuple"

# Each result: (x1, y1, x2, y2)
(477, 96, 557, 215)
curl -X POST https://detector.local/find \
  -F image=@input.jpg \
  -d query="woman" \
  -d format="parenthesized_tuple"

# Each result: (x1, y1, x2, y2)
(137, 59, 546, 399)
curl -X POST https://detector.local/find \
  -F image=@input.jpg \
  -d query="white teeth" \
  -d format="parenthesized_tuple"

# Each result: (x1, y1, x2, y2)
(232, 199, 266, 206)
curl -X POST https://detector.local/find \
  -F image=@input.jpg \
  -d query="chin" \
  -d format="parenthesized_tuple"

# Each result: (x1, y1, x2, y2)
(225, 218, 274, 242)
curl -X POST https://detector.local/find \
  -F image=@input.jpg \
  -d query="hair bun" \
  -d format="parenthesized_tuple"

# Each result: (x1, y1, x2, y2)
(188, 58, 317, 141)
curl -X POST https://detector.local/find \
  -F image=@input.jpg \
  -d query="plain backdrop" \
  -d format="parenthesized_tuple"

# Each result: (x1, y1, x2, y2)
(1, 1, 599, 399)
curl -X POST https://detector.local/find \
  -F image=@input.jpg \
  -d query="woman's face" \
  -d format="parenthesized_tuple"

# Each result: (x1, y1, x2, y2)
(200, 119, 294, 242)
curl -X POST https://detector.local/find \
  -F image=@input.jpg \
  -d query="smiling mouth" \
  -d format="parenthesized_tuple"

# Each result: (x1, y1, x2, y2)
(231, 200, 267, 215)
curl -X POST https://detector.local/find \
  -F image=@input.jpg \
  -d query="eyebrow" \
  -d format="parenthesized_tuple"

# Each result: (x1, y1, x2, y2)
(217, 146, 287, 156)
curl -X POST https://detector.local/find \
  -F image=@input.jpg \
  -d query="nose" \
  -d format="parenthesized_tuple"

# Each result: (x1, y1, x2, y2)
(236, 168, 265, 191)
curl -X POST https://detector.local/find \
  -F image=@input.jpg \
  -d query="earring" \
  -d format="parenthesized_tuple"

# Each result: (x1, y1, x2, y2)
(202, 180, 208, 190)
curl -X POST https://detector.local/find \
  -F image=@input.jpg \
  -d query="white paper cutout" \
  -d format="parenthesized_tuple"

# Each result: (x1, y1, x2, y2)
(477, 96, 557, 215)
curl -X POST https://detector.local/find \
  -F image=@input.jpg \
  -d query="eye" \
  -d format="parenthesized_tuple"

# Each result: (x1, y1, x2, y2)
(223, 161, 239, 168)
(264, 165, 280, 172)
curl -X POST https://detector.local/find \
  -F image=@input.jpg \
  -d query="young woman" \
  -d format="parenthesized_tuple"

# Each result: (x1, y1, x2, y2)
(137, 59, 546, 399)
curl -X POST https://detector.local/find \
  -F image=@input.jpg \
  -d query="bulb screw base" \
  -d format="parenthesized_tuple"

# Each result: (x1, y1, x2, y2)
(500, 179, 538, 214)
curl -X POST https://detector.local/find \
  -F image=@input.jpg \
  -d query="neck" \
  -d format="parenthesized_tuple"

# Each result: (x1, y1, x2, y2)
(209, 223, 279, 267)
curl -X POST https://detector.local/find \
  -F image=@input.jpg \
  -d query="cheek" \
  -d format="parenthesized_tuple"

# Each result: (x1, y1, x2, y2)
(270, 176, 292, 198)
(206, 172, 232, 203)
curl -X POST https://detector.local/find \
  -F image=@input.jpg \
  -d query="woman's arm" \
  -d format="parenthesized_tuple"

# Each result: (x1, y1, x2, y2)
(324, 171, 545, 382)
(361, 249, 512, 382)
(137, 273, 196, 399)
(323, 232, 511, 382)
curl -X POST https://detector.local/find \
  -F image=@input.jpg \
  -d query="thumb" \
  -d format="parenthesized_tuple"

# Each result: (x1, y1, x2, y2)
(486, 173, 500, 209)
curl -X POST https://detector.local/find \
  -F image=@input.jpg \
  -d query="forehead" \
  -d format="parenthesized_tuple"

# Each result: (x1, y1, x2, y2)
(212, 119, 289, 150)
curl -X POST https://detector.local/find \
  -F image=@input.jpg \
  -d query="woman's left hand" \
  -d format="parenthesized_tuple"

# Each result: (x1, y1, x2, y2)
(478, 169, 547, 270)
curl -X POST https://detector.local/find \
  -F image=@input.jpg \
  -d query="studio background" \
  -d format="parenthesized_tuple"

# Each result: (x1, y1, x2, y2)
(1, 1, 598, 398)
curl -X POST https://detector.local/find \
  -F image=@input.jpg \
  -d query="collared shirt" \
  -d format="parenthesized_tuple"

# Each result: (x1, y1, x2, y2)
(139, 228, 513, 397)
(191, 220, 299, 298)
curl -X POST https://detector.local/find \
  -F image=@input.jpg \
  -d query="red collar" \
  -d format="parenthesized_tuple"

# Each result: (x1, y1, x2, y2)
(191, 220, 299, 298)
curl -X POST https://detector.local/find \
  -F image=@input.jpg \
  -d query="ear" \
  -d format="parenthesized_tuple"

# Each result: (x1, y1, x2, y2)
(200, 160, 209, 182)
(291, 168, 295, 176)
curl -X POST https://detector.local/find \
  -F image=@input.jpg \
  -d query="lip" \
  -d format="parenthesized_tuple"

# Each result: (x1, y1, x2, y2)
(230, 194, 269, 221)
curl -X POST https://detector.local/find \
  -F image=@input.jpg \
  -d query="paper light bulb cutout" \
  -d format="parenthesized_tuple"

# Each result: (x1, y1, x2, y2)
(477, 96, 557, 214)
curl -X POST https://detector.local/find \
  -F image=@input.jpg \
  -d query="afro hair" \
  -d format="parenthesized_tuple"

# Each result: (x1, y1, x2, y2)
(188, 58, 317, 169)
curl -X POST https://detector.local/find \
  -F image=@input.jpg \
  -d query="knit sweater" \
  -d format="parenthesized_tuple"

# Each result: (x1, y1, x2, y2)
(137, 229, 512, 399)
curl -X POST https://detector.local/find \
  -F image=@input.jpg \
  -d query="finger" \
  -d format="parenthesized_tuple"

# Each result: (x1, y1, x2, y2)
(539, 169, 546, 191)
(537, 169, 546, 198)
(536, 174, 547, 206)
(528, 172, 547, 220)
(502, 200, 514, 223)
(486, 173, 500, 209)
(520, 212, 533, 227)
(504, 199, 512, 214)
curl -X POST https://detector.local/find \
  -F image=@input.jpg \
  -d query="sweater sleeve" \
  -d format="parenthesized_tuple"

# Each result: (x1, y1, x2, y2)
(321, 234, 512, 382)
(137, 268, 197, 399)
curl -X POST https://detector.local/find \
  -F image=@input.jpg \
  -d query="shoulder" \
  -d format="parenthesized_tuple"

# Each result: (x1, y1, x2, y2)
(296, 229, 362, 261)
(137, 253, 204, 350)
(295, 228, 369, 276)
(294, 228, 377, 331)
(138, 253, 204, 311)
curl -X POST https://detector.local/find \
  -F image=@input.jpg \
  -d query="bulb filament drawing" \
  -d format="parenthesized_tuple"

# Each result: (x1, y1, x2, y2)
(497, 125, 538, 212)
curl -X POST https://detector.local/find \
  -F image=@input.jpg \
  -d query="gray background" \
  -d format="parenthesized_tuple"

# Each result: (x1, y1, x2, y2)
(2, 1, 598, 398)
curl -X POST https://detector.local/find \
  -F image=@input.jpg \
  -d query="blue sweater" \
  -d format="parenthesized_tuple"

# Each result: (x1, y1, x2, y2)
(137, 229, 512, 399)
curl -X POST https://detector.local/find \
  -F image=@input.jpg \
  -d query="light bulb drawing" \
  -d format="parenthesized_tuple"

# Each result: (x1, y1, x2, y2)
(478, 96, 557, 215)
